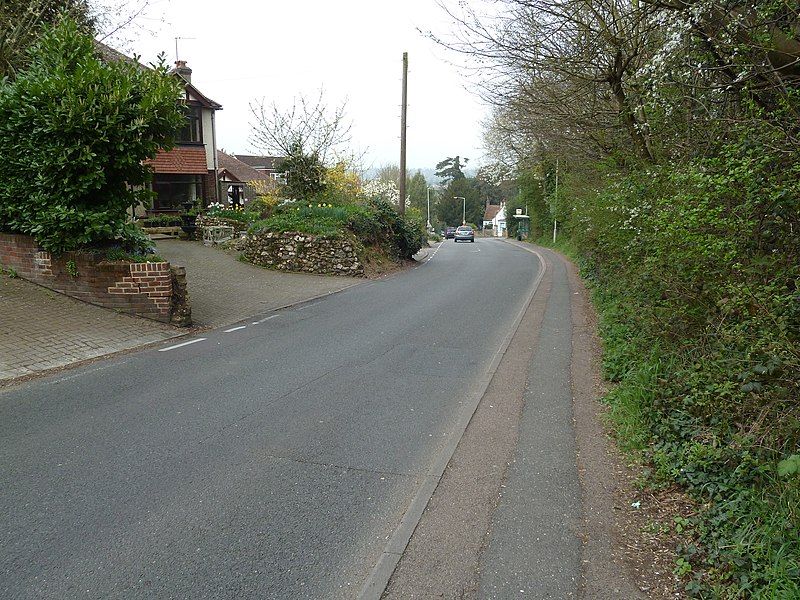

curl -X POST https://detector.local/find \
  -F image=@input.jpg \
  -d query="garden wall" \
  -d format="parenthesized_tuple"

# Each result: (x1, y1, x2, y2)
(0, 233, 191, 326)
(239, 231, 365, 277)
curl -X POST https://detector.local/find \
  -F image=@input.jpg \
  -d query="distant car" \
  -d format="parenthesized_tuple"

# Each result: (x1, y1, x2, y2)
(454, 226, 475, 243)
(445, 227, 457, 239)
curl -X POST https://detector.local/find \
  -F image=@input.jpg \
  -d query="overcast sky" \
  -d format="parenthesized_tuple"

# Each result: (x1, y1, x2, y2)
(111, 0, 490, 171)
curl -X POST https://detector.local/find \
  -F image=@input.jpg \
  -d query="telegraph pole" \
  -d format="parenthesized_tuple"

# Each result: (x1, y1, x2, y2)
(399, 52, 408, 214)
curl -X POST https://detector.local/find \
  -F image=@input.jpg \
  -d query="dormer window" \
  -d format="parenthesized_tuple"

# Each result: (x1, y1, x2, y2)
(177, 104, 202, 143)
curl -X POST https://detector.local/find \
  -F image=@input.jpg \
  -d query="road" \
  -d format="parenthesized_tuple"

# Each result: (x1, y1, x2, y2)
(1, 238, 553, 599)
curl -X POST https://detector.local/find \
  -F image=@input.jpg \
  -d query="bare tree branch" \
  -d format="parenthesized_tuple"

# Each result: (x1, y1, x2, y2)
(247, 88, 353, 166)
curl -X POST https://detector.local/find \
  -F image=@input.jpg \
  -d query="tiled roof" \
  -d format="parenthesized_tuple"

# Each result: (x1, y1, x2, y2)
(95, 42, 221, 110)
(234, 155, 283, 171)
(146, 147, 208, 174)
(181, 83, 222, 110)
(94, 41, 148, 71)
(217, 151, 270, 183)
(484, 204, 502, 221)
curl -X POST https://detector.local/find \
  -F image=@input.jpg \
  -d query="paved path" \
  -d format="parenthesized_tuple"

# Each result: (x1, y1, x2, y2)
(0, 240, 364, 385)
(0, 276, 178, 382)
(154, 239, 363, 328)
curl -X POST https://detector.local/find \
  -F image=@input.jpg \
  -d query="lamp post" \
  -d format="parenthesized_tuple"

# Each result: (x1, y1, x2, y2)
(426, 187, 432, 232)
(454, 196, 466, 225)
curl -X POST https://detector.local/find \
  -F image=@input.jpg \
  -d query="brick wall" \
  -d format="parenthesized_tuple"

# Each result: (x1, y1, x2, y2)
(0, 233, 191, 326)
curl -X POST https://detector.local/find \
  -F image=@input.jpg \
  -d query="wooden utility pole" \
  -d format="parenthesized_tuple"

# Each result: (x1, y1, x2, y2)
(399, 52, 408, 214)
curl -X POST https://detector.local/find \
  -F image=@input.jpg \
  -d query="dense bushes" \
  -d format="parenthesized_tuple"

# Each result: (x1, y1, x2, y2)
(249, 198, 424, 262)
(0, 18, 183, 253)
(565, 124, 800, 595)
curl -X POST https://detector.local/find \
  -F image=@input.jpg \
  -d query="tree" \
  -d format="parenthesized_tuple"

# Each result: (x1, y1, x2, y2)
(369, 165, 428, 212)
(248, 89, 354, 199)
(0, 0, 95, 78)
(0, 17, 184, 252)
(407, 170, 429, 214)
(434, 155, 468, 184)
(636, 0, 800, 157)
(276, 143, 327, 200)
(431, 0, 661, 164)
(474, 164, 510, 206)
(437, 176, 481, 227)
(319, 161, 362, 205)
(373, 164, 401, 186)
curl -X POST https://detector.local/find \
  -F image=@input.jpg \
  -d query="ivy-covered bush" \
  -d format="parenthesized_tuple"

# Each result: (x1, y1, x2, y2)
(0, 18, 184, 253)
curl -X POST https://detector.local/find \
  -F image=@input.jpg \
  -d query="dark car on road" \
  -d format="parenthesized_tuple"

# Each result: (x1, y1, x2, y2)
(445, 227, 457, 239)
(454, 226, 475, 243)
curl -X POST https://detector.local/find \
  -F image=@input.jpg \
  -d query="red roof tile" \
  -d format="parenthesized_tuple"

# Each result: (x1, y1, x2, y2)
(147, 147, 208, 174)
(484, 205, 501, 221)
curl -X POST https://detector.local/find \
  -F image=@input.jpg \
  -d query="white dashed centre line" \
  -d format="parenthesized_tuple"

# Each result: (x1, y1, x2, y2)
(158, 338, 207, 352)
(253, 315, 279, 325)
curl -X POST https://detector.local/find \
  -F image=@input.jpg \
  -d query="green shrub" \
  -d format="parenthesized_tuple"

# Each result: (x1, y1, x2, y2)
(205, 204, 261, 223)
(575, 119, 800, 596)
(247, 198, 424, 262)
(140, 215, 182, 227)
(0, 18, 184, 252)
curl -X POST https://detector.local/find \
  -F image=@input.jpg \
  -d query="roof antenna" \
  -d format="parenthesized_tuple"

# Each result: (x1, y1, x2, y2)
(174, 37, 196, 62)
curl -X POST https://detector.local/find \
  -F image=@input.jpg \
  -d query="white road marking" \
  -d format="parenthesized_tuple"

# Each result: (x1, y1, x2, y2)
(252, 315, 279, 324)
(158, 338, 207, 352)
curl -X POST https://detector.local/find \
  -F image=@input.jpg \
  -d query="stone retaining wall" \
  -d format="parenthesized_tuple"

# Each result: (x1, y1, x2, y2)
(239, 231, 364, 277)
(0, 233, 191, 326)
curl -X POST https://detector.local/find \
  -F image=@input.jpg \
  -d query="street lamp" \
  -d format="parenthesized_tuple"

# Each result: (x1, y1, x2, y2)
(454, 196, 466, 225)
(426, 187, 432, 232)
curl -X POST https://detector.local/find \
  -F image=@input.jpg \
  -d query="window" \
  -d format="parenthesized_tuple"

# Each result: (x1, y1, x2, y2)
(151, 175, 202, 210)
(177, 105, 202, 143)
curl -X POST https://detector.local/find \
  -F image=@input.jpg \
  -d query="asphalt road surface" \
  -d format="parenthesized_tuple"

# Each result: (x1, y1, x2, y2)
(1, 238, 553, 599)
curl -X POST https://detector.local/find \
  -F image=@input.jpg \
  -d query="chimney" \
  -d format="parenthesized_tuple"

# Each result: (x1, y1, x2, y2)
(174, 60, 192, 83)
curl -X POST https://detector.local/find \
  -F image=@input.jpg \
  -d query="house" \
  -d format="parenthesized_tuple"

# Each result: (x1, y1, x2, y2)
(483, 202, 507, 237)
(233, 155, 284, 183)
(146, 61, 222, 213)
(96, 44, 222, 215)
(217, 151, 273, 205)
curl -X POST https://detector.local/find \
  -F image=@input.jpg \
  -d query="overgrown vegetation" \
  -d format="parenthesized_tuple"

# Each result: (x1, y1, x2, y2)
(572, 140, 800, 596)
(241, 88, 425, 263)
(442, 0, 800, 595)
(0, 17, 183, 254)
(1, 264, 19, 278)
(249, 198, 424, 262)
(0, 0, 95, 79)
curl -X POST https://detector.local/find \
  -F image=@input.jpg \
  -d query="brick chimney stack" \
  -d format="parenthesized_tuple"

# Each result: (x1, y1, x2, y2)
(174, 60, 192, 83)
